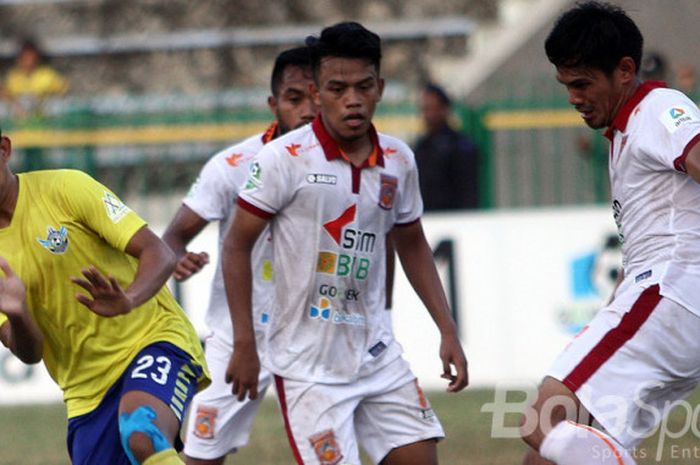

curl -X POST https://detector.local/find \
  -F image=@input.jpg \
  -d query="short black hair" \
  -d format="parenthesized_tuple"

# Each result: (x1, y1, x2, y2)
(423, 83, 451, 107)
(270, 46, 312, 96)
(545, 1, 643, 76)
(305, 21, 382, 80)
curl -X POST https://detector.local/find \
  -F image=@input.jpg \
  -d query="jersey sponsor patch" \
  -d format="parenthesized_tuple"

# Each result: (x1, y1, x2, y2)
(103, 191, 131, 223)
(309, 429, 343, 465)
(36, 225, 69, 254)
(306, 173, 337, 185)
(659, 104, 698, 134)
(193, 405, 218, 440)
(244, 161, 263, 190)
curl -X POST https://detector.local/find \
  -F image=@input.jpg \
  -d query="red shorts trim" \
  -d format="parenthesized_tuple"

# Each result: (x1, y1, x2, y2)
(562, 284, 662, 392)
(274, 375, 305, 465)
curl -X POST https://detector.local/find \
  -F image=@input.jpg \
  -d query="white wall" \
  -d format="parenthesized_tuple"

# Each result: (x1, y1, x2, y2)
(0, 206, 618, 403)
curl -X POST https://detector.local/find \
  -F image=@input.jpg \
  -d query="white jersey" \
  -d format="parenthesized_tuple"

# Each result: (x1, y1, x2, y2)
(605, 81, 700, 315)
(238, 116, 423, 383)
(183, 124, 277, 344)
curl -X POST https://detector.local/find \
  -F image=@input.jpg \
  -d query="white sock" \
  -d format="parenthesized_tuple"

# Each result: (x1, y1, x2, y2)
(540, 420, 636, 465)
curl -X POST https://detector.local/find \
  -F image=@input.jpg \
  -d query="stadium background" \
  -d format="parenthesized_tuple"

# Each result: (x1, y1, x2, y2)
(1, 0, 700, 463)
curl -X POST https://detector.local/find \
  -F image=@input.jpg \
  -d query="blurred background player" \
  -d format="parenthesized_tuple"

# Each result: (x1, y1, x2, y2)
(0, 129, 209, 465)
(1, 37, 69, 118)
(413, 82, 480, 211)
(222, 21, 468, 465)
(161, 46, 316, 465)
(520, 2, 700, 465)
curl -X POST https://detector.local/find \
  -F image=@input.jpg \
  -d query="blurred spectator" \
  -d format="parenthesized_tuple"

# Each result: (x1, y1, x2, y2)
(674, 62, 697, 97)
(639, 51, 667, 81)
(413, 83, 480, 211)
(1, 37, 69, 118)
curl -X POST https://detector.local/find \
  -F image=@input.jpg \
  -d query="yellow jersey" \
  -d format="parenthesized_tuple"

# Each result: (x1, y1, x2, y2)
(5, 65, 68, 97)
(0, 170, 209, 418)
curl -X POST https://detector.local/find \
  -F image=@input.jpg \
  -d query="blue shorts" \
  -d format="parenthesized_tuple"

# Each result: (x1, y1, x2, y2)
(67, 342, 203, 465)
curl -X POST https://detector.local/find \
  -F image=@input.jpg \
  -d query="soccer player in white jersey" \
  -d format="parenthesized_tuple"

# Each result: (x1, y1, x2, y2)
(161, 47, 316, 465)
(519, 3, 700, 465)
(222, 22, 468, 465)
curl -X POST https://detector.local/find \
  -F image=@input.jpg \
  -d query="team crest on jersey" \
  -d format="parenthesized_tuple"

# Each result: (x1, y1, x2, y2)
(193, 405, 218, 440)
(378, 174, 398, 210)
(309, 430, 343, 465)
(244, 161, 263, 190)
(37, 225, 69, 254)
(103, 192, 130, 223)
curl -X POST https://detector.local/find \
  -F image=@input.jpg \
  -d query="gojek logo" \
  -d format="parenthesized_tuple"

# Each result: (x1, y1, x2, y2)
(317, 204, 375, 280)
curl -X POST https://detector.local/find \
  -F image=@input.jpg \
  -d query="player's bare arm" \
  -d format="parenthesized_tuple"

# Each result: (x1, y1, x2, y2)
(162, 204, 211, 281)
(71, 226, 176, 317)
(0, 256, 43, 363)
(391, 220, 469, 392)
(685, 142, 700, 184)
(221, 207, 268, 401)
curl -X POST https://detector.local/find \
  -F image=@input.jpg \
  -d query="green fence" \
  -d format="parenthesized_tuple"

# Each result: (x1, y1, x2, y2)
(3, 91, 633, 223)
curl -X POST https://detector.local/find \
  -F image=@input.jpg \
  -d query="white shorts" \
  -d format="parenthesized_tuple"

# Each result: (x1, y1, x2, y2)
(274, 356, 444, 465)
(183, 334, 272, 460)
(548, 281, 700, 449)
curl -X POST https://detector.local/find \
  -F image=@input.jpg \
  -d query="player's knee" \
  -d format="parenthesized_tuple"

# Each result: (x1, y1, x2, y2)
(119, 406, 171, 465)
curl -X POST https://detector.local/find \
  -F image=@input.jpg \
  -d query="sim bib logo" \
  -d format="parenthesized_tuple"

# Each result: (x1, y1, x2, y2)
(317, 204, 376, 280)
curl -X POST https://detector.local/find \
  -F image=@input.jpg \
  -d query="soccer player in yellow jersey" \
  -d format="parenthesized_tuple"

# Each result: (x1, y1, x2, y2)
(0, 131, 209, 465)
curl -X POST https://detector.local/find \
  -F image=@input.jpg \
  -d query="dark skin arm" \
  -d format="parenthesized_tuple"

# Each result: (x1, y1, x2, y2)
(0, 256, 43, 364)
(391, 220, 469, 392)
(686, 143, 700, 183)
(71, 226, 177, 317)
(161, 204, 210, 282)
(221, 208, 268, 401)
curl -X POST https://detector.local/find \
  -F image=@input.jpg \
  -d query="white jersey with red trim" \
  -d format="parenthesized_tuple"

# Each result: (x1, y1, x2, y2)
(183, 127, 276, 344)
(606, 81, 700, 315)
(238, 116, 423, 383)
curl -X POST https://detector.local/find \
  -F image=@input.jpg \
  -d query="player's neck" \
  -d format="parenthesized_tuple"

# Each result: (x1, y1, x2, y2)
(0, 173, 18, 228)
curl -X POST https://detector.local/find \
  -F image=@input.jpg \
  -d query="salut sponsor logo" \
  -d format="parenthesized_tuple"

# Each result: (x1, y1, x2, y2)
(306, 173, 337, 185)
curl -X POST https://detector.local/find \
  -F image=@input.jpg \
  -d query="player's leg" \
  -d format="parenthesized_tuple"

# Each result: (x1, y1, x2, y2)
(274, 374, 362, 465)
(522, 283, 700, 465)
(118, 342, 205, 465)
(184, 335, 272, 465)
(355, 358, 443, 465)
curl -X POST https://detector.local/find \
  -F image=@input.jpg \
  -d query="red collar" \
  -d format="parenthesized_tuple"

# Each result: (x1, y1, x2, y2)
(261, 122, 278, 144)
(604, 80, 666, 140)
(311, 115, 384, 167)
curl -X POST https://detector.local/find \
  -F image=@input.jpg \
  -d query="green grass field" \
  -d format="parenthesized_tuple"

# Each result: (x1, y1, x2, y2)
(2, 388, 700, 464)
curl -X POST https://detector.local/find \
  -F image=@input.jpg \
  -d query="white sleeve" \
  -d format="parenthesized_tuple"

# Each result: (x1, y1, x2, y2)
(644, 92, 700, 172)
(395, 151, 424, 225)
(183, 156, 241, 222)
(238, 145, 295, 216)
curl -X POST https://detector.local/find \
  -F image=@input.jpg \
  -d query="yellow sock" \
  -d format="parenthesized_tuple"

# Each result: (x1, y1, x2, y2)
(142, 448, 185, 465)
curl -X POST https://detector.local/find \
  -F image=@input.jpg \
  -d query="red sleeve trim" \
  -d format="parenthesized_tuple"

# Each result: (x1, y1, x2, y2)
(394, 218, 420, 228)
(237, 197, 275, 220)
(673, 133, 700, 173)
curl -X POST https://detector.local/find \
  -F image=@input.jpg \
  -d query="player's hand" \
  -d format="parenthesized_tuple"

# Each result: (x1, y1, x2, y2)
(173, 251, 210, 282)
(439, 333, 469, 392)
(225, 341, 260, 401)
(0, 256, 27, 317)
(71, 266, 133, 317)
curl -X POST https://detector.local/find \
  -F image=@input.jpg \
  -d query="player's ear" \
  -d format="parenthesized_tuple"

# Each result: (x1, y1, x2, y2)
(617, 56, 637, 85)
(377, 77, 385, 102)
(0, 136, 12, 162)
(310, 81, 321, 106)
(267, 95, 277, 114)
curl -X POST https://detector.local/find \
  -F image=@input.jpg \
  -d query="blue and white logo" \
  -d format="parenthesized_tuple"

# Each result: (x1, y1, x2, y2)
(37, 225, 69, 254)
